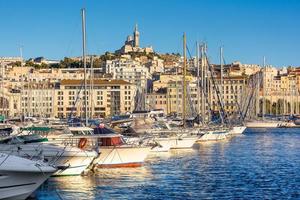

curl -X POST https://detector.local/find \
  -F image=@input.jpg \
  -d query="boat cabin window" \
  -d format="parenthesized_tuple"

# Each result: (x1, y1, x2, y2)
(99, 136, 123, 146)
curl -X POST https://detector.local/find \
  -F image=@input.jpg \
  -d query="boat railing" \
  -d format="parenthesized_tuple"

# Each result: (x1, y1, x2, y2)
(46, 136, 100, 151)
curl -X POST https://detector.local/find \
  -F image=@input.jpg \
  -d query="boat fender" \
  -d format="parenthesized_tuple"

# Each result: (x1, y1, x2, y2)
(78, 138, 88, 149)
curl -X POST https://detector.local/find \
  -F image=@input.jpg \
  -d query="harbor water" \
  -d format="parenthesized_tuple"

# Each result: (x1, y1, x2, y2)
(34, 128, 300, 199)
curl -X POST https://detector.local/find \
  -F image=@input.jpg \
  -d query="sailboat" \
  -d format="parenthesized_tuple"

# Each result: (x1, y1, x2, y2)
(195, 44, 231, 141)
(218, 47, 246, 135)
(166, 33, 199, 148)
(245, 57, 281, 128)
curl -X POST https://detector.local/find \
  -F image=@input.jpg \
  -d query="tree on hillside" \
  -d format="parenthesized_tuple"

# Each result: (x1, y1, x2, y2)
(60, 57, 80, 68)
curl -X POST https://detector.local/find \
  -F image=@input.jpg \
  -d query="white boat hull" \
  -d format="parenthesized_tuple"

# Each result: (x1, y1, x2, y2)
(0, 153, 56, 200)
(229, 126, 247, 135)
(94, 146, 150, 168)
(169, 136, 198, 149)
(197, 132, 228, 141)
(0, 171, 53, 200)
(0, 144, 97, 176)
(246, 121, 280, 128)
(51, 154, 96, 176)
(124, 137, 172, 152)
(151, 139, 172, 152)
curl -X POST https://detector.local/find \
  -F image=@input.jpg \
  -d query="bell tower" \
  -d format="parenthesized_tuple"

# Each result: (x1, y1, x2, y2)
(133, 24, 140, 47)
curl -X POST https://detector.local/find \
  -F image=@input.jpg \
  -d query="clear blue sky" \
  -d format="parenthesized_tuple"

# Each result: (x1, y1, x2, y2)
(0, 0, 299, 66)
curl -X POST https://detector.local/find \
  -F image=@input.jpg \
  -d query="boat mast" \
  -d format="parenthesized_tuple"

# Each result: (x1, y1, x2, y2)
(283, 87, 286, 115)
(297, 89, 299, 115)
(255, 73, 259, 119)
(220, 47, 224, 104)
(290, 78, 292, 115)
(19, 46, 24, 118)
(201, 44, 205, 124)
(90, 56, 94, 118)
(196, 42, 200, 123)
(262, 56, 266, 121)
(176, 66, 179, 115)
(220, 47, 224, 124)
(182, 33, 187, 127)
(81, 8, 88, 126)
(291, 77, 294, 115)
(296, 89, 299, 115)
(1, 62, 4, 116)
(204, 44, 211, 122)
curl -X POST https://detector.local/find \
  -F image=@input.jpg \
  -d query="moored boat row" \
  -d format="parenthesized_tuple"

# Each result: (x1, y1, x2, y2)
(0, 119, 248, 200)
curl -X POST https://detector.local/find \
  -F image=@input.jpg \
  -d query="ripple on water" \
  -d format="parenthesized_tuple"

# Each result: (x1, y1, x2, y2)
(35, 129, 300, 200)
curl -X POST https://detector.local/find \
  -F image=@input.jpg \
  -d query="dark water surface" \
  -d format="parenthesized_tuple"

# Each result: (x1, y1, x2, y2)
(34, 128, 300, 199)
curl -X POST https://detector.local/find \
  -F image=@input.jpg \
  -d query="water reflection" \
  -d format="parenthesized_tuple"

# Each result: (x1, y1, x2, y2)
(34, 176, 98, 200)
(35, 129, 300, 199)
(95, 167, 153, 183)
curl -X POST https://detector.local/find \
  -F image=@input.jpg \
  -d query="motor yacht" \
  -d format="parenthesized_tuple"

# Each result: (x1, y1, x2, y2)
(66, 126, 151, 168)
(0, 153, 57, 200)
(0, 133, 98, 176)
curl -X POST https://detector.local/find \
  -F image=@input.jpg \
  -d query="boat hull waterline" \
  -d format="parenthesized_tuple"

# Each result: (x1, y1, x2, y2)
(94, 146, 151, 168)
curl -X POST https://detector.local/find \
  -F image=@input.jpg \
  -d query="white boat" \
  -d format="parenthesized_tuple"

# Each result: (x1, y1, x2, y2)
(229, 126, 247, 135)
(0, 153, 57, 200)
(278, 121, 298, 128)
(124, 136, 172, 152)
(92, 133, 151, 168)
(150, 137, 172, 152)
(151, 128, 199, 149)
(168, 134, 199, 149)
(197, 130, 228, 142)
(68, 126, 151, 168)
(96, 146, 150, 168)
(245, 120, 280, 128)
(0, 135, 98, 176)
(127, 131, 198, 150)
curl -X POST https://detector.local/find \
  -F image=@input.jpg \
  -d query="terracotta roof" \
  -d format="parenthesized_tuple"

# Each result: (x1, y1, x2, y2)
(60, 79, 131, 85)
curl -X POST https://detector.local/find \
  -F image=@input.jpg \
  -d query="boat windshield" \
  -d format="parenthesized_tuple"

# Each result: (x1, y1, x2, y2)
(99, 136, 124, 146)
(0, 134, 48, 144)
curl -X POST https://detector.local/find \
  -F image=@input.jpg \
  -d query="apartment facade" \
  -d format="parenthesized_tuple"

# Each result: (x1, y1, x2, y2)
(146, 75, 248, 117)
(9, 79, 136, 118)
(105, 58, 151, 89)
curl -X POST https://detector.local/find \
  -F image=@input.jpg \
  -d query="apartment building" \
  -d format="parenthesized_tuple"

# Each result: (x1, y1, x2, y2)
(5, 79, 135, 118)
(146, 74, 248, 116)
(55, 79, 135, 118)
(105, 58, 150, 89)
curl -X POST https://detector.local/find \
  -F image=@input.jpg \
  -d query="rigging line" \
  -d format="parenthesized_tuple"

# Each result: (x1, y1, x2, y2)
(68, 80, 85, 121)
(222, 56, 227, 66)
(0, 153, 10, 167)
(234, 95, 244, 123)
(198, 76, 214, 122)
(186, 45, 193, 60)
(242, 82, 257, 121)
(204, 52, 229, 125)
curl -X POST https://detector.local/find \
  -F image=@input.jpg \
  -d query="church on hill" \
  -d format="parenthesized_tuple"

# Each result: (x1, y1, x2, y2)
(115, 24, 154, 54)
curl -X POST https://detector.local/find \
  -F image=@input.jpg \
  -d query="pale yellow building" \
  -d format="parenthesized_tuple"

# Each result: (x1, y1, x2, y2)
(55, 79, 135, 118)
(15, 79, 136, 118)
(147, 74, 248, 117)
